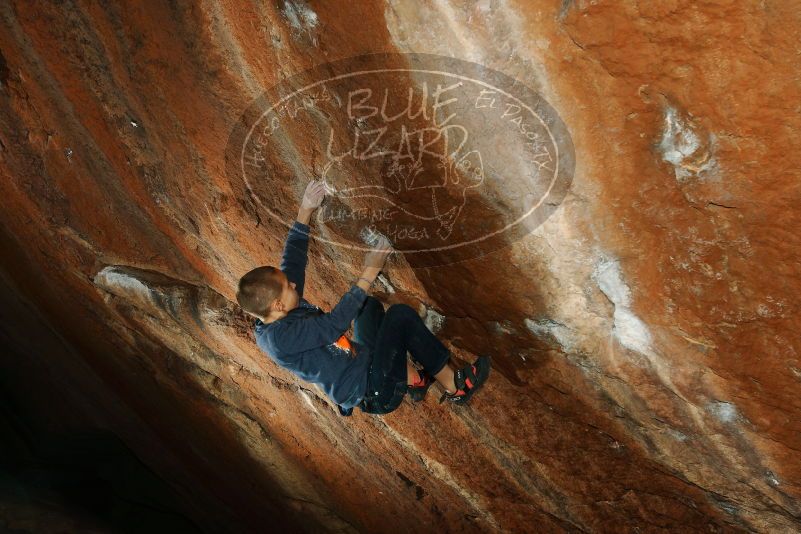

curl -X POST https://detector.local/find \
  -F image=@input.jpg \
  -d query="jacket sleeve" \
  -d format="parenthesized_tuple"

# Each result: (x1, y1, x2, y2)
(280, 221, 310, 297)
(270, 285, 368, 353)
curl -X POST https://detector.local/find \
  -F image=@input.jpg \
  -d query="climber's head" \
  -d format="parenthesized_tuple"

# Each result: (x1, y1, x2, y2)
(236, 267, 298, 323)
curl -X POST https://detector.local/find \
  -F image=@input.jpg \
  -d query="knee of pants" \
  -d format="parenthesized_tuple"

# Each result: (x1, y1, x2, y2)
(366, 296, 384, 310)
(359, 296, 383, 315)
(385, 303, 417, 322)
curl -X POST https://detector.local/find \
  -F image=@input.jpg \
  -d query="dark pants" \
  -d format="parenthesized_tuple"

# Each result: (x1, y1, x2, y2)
(354, 298, 450, 415)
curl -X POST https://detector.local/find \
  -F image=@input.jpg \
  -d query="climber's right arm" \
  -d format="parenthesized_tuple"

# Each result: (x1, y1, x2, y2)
(269, 285, 367, 353)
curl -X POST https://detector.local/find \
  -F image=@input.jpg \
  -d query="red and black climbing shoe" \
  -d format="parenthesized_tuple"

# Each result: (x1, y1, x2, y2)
(438, 355, 491, 406)
(408, 370, 436, 402)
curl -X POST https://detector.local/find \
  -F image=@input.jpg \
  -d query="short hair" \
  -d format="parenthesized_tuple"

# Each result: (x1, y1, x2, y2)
(236, 266, 283, 317)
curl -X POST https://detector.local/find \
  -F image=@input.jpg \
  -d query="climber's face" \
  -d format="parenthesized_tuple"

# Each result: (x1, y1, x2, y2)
(276, 271, 299, 312)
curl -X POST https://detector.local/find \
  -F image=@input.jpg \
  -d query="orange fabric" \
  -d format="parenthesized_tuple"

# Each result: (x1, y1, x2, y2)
(333, 334, 352, 353)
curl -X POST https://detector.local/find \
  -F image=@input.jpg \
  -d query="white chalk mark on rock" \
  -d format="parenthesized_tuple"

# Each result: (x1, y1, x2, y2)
(375, 273, 396, 294)
(94, 266, 151, 298)
(423, 306, 445, 334)
(707, 400, 739, 424)
(298, 388, 319, 414)
(766, 471, 780, 487)
(281, 0, 319, 45)
(593, 257, 653, 355)
(524, 318, 575, 352)
(658, 106, 716, 183)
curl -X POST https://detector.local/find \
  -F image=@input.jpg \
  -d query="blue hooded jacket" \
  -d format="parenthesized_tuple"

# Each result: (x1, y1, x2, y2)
(254, 221, 371, 414)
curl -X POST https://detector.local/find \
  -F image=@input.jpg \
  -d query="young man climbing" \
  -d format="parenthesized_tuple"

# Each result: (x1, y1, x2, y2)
(236, 179, 490, 416)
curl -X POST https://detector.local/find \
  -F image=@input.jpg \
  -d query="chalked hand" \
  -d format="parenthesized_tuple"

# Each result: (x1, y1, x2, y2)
(300, 179, 326, 210)
(362, 233, 394, 270)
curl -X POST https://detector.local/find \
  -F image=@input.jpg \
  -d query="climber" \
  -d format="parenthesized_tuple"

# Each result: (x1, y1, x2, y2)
(235, 179, 490, 416)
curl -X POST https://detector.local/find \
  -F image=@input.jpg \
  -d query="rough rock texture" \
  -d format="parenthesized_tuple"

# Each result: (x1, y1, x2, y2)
(1, 0, 800, 532)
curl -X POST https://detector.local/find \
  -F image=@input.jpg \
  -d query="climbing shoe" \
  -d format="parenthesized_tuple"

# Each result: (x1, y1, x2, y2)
(438, 355, 491, 406)
(407, 369, 436, 402)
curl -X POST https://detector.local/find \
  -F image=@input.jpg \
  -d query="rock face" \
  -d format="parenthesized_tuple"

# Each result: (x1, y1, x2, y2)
(1, 1, 800, 532)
